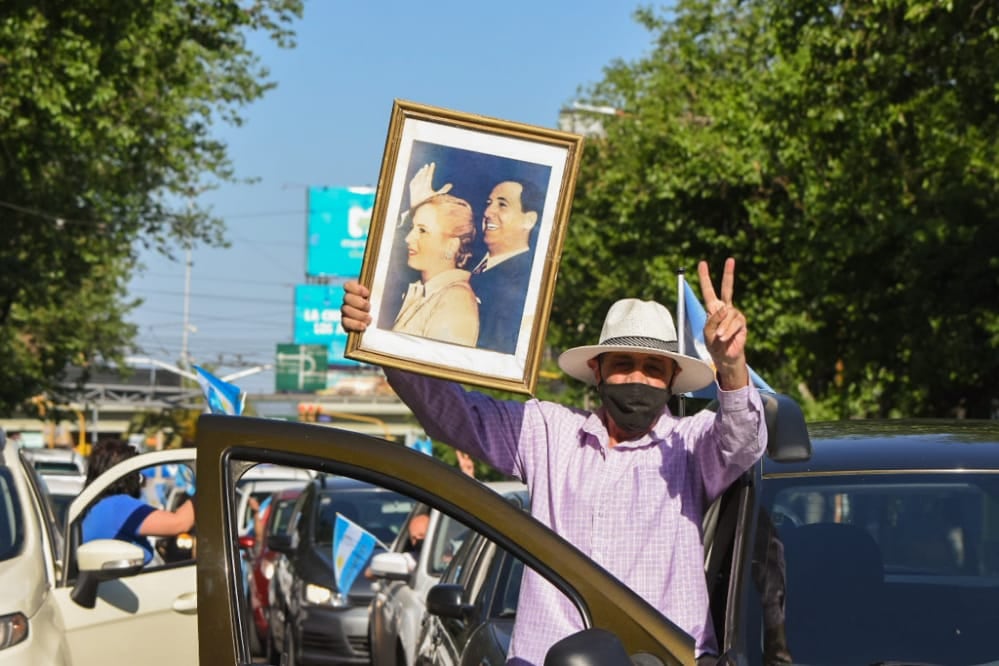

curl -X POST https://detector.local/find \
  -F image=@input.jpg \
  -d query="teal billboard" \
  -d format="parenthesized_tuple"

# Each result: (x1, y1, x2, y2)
(306, 186, 374, 278)
(293, 284, 358, 366)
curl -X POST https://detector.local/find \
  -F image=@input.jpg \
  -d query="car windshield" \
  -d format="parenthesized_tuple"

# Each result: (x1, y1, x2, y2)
(0, 468, 25, 561)
(32, 461, 82, 475)
(314, 490, 415, 547)
(428, 512, 473, 575)
(749, 472, 999, 665)
(268, 497, 298, 535)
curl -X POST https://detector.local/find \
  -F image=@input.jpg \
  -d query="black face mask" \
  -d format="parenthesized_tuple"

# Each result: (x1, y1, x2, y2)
(596, 382, 671, 437)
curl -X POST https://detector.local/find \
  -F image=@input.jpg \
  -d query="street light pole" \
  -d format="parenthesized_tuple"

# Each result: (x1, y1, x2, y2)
(180, 246, 193, 372)
(125, 356, 199, 382)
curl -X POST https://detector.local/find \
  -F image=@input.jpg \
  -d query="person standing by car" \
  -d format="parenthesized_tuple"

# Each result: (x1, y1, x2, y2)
(81, 439, 195, 565)
(456, 449, 477, 478)
(341, 258, 767, 664)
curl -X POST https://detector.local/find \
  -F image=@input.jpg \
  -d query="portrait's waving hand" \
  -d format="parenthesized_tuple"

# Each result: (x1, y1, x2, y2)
(408, 162, 452, 208)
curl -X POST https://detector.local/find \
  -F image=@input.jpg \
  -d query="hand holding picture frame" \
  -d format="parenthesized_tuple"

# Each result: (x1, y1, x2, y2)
(345, 100, 584, 395)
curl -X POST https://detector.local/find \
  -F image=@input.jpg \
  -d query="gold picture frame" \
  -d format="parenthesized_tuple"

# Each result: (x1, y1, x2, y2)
(345, 100, 584, 395)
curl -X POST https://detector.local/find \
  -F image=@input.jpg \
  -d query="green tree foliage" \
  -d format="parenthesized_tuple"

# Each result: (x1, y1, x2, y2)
(0, 0, 303, 414)
(563, 0, 998, 418)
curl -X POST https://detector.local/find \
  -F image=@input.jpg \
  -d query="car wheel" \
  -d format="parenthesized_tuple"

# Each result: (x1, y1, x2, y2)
(247, 613, 263, 656)
(266, 630, 280, 666)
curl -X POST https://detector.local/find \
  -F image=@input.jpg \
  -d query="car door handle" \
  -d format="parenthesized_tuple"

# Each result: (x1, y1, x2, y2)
(172, 592, 198, 614)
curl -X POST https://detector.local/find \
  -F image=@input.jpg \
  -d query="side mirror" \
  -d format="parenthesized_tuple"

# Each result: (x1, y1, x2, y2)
(238, 535, 255, 550)
(544, 628, 665, 666)
(368, 551, 412, 581)
(266, 533, 293, 554)
(71, 539, 145, 608)
(425, 583, 473, 619)
(760, 392, 812, 462)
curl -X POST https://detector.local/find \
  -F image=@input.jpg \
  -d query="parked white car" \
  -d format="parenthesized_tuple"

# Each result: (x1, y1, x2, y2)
(40, 473, 87, 529)
(234, 463, 314, 544)
(57, 447, 199, 665)
(0, 427, 200, 666)
(368, 479, 526, 666)
(231, 461, 314, 652)
(22, 446, 88, 478)
(0, 430, 70, 664)
(22, 446, 89, 532)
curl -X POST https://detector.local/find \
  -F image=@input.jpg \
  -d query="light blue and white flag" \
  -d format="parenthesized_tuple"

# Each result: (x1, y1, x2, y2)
(332, 512, 377, 594)
(679, 275, 774, 400)
(192, 364, 245, 416)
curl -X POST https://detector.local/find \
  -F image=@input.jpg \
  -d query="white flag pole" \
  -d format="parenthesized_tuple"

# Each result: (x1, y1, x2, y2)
(676, 267, 686, 418)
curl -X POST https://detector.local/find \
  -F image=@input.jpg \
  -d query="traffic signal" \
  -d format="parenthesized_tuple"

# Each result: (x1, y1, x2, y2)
(297, 402, 322, 422)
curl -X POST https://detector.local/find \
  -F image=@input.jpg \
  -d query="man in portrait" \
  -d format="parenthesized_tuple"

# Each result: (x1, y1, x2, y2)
(468, 178, 544, 354)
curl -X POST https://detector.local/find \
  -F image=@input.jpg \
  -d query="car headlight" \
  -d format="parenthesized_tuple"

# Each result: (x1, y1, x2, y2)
(0, 612, 28, 651)
(262, 561, 275, 580)
(304, 583, 348, 607)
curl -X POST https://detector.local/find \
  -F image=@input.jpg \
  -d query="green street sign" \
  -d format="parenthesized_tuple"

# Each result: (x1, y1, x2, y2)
(275, 344, 328, 393)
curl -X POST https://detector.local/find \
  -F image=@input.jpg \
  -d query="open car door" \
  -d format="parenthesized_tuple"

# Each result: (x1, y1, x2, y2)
(194, 415, 697, 666)
(53, 448, 199, 666)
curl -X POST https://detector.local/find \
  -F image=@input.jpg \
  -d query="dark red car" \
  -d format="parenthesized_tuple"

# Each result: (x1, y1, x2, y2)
(241, 486, 302, 660)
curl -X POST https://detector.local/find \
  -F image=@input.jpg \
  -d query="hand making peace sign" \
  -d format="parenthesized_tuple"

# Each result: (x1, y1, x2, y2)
(698, 258, 750, 391)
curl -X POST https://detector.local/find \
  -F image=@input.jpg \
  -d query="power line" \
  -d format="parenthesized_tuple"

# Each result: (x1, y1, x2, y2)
(132, 287, 292, 305)
(0, 198, 312, 226)
(138, 271, 299, 287)
(135, 304, 291, 319)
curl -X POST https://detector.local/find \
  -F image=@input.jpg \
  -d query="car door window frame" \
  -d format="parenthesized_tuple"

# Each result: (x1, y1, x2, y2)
(195, 416, 696, 665)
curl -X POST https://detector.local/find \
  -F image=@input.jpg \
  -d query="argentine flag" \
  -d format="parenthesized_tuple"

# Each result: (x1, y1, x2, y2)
(680, 277, 774, 400)
(192, 365, 245, 416)
(332, 513, 378, 594)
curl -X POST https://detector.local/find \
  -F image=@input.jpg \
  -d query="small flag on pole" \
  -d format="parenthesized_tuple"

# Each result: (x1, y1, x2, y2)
(192, 364, 245, 416)
(332, 513, 378, 594)
(679, 275, 774, 400)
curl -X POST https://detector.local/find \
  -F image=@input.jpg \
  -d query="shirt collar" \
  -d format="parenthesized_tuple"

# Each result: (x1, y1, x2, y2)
(481, 246, 529, 270)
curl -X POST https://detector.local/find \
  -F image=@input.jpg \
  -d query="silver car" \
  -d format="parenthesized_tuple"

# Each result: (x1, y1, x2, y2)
(367, 480, 525, 666)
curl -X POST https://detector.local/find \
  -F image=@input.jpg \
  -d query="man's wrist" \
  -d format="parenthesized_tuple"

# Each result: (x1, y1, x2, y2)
(715, 361, 750, 391)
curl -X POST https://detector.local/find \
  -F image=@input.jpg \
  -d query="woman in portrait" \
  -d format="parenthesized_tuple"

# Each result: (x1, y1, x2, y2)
(392, 190, 479, 346)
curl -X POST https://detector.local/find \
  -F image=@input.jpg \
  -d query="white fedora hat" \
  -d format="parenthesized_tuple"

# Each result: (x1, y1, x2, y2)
(557, 298, 715, 394)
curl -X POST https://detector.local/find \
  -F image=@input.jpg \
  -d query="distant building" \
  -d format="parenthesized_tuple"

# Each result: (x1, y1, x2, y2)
(557, 102, 626, 138)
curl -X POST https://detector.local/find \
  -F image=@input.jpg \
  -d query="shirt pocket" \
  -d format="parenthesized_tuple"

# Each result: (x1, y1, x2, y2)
(633, 466, 678, 540)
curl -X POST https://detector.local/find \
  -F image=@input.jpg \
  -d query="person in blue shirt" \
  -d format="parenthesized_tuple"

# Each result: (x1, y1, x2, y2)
(82, 439, 195, 565)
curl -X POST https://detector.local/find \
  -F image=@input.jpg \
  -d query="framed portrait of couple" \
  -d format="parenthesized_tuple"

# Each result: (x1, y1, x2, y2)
(345, 99, 584, 395)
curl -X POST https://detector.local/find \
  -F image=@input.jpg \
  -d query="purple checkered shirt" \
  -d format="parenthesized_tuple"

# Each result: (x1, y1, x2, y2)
(386, 368, 767, 664)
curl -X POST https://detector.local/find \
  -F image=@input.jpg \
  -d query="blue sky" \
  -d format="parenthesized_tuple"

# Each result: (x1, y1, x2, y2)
(126, 1, 655, 393)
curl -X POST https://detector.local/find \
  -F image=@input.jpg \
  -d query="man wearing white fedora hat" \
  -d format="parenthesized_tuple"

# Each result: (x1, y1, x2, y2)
(340, 258, 766, 664)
